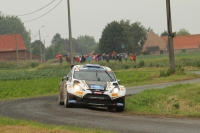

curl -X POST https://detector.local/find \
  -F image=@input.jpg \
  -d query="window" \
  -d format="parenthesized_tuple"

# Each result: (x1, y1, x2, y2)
(182, 49, 186, 52)
(74, 70, 116, 81)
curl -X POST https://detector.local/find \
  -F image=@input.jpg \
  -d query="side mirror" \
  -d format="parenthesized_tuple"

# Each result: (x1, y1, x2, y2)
(117, 79, 120, 83)
(62, 77, 68, 81)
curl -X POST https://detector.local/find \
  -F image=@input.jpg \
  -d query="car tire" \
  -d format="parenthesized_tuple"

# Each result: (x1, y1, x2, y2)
(58, 95, 64, 105)
(64, 91, 72, 108)
(116, 97, 125, 112)
(58, 84, 64, 105)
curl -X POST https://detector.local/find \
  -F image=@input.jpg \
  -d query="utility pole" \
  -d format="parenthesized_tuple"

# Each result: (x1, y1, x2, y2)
(43, 36, 48, 63)
(166, 0, 175, 73)
(14, 26, 19, 68)
(29, 29, 32, 61)
(67, 0, 74, 67)
(44, 39, 46, 63)
(39, 30, 42, 63)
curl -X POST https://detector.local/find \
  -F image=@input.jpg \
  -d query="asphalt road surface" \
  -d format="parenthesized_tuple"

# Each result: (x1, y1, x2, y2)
(0, 78, 200, 133)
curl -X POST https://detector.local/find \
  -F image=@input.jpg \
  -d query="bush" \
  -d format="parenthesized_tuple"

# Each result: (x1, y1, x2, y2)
(159, 69, 172, 77)
(138, 60, 145, 68)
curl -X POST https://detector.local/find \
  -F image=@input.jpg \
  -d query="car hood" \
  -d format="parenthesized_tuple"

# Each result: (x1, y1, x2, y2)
(85, 80, 107, 90)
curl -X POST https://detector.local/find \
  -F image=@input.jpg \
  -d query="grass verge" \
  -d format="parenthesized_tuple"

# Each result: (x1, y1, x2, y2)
(125, 82, 200, 117)
(0, 116, 114, 133)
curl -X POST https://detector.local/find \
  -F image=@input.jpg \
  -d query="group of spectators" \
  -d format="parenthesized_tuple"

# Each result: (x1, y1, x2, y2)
(63, 52, 137, 63)
(101, 53, 137, 63)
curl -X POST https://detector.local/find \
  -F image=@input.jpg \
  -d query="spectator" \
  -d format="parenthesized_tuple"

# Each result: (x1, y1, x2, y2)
(124, 53, 128, 62)
(133, 54, 136, 63)
(129, 53, 133, 61)
(117, 54, 122, 63)
(59, 57, 63, 63)
(87, 56, 91, 62)
(105, 54, 109, 63)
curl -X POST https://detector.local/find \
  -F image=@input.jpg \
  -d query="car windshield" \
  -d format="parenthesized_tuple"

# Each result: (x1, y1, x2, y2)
(73, 70, 116, 81)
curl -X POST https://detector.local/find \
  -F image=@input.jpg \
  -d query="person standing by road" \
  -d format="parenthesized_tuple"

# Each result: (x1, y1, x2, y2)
(129, 53, 133, 62)
(124, 53, 128, 62)
(133, 54, 136, 63)
(87, 56, 91, 62)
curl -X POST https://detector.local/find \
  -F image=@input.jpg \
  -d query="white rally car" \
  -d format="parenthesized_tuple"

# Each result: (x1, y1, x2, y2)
(58, 64, 126, 112)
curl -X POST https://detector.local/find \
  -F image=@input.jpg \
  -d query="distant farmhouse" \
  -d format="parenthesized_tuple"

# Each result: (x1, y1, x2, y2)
(0, 34, 39, 61)
(142, 31, 200, 55)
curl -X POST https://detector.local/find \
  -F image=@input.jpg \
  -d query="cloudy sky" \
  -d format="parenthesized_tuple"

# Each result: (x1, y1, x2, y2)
(0, 0, 200, 47)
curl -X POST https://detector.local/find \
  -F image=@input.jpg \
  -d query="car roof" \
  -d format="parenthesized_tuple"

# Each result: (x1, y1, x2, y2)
(73, 64, 113, 72)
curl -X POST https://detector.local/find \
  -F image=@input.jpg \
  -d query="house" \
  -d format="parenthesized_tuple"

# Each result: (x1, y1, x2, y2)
(142, 31, 200, 55)
(161, 34, 200, 54)
(0, 34, 39, 61)
(142, 31, 168, 55)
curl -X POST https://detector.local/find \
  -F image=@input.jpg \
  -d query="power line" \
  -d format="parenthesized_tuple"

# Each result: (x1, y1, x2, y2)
(32, 31, 40, 40)
(1, 0, 55, 17)
(23, 0, 63, 23)
(0, 0, 62, 23)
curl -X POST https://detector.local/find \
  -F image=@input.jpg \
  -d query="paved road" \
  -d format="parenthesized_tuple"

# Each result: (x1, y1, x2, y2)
(0, 78, 200, 133)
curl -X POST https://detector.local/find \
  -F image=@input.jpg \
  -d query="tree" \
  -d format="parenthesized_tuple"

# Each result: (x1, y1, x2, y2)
(31, 40, 43, 59)
(127, 21, 147, 55)
(99, 21, 125, 54)
(0, 15, 30, 49)
(51, 33, 66, 56)
(176, 29, 190, 35)
(77, 35, 98, 54)
(45, 46, 54, 61)
(160, 30, 168, 36)
(99, 20, 147, 55)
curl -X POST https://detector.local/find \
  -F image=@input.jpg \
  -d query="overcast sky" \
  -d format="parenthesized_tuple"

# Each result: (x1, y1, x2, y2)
(0, 0, 200, 47)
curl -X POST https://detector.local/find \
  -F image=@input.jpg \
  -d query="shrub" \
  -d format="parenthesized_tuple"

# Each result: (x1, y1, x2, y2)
(138, 60, 145, 68)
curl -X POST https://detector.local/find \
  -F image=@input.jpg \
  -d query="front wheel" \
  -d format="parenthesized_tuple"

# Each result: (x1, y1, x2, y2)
(64, 91, 72, 108)
(58, 95, 64, 105)
(116, 97, 125, 112)
(58, 85, 64, 105)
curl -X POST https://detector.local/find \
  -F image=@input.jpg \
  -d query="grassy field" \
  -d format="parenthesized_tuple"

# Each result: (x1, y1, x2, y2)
(1, 52, 200, 132)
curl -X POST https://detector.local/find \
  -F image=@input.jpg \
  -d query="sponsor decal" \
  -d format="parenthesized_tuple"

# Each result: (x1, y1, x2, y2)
(76, 91, 84, 95)
(117, 103, 124, 106)
(69, 100, 76, 103)
(111, 93, 118, 97)
(120, 88, 125, 91)
(94, 91, 102, 94)
(90, 84, 104, 90)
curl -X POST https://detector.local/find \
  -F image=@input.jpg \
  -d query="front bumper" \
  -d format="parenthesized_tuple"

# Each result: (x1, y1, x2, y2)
(68, 93, 124, 107)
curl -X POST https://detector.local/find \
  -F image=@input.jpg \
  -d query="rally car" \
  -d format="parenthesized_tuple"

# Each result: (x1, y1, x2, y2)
(58, 64, 126, 112)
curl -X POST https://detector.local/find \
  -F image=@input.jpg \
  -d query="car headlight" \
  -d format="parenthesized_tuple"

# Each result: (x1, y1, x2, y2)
(74, 85, 81, 91)
(110, 87, 119, 93)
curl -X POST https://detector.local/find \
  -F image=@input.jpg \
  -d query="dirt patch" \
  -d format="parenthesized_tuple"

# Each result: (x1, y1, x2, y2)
(0, 125, 80, 133)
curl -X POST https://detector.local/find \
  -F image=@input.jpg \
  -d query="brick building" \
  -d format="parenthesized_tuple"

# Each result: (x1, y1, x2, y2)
(142, 31, 200, 55)
(142, 31, 168, 55)
(0, 34, 39, 61)
(161, 34, 200, 54)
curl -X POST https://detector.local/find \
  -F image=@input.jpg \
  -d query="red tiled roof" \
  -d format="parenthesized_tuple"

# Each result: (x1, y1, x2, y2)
(161, 34, 200, 49)
(0, 34, 26, 52)
(142, 31, 167, 52)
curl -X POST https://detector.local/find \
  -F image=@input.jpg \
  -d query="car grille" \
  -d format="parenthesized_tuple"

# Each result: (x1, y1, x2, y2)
(82, 94, 112, 104)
